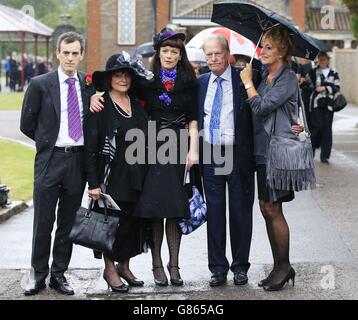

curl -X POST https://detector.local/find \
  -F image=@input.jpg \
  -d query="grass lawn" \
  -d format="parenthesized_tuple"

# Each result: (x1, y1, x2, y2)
(0, 140, 35, 201)
(0, 93, 24, 110)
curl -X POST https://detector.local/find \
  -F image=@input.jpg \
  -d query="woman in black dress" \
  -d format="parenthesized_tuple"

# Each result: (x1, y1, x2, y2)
(134, 28, 199, 286)
(85, 52, 153, 292)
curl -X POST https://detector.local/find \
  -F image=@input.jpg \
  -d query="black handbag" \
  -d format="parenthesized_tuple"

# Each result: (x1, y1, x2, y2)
(332, 93, 347, 112)
(266, 86, 316, 192)
(69, 198, 120, 252)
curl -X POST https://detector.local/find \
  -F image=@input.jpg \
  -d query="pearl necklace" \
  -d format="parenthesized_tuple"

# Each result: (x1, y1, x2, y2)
(109, 93, 132, 118)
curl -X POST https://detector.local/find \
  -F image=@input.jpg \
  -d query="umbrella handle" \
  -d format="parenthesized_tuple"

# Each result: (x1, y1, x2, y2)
(250, 32, 263, 64)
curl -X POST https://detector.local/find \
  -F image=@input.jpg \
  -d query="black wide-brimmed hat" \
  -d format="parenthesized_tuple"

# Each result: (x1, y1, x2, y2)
(92, 51, 153, 92)
(153, 27, 186, 50)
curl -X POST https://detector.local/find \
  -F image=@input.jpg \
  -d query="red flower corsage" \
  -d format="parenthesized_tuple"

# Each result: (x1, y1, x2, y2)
(163, 80, 174, 92)
(85, 73, 92, 87)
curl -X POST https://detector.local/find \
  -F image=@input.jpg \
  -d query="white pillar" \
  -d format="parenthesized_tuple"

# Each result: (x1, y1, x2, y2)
(344, 39, 352, 49)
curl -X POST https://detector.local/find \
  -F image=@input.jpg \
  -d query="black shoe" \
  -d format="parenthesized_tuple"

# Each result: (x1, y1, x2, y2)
(167, 263, 184, 286)
(321, 158, 329, 164)
(49, 275, 74, 295)
(152, 266, 169, 286)
(116, 265, 144, 287)
(234, 271, 248, 285)
(209, 272, 227, 287)
(258, 269, 275, 287)
(103, 271, 129, 293)
(263, 267, 296, 292)
(24, 280, 46, 296)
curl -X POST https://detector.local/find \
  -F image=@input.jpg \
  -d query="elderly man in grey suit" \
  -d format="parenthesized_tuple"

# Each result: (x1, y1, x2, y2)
(20, 32, 95, 296)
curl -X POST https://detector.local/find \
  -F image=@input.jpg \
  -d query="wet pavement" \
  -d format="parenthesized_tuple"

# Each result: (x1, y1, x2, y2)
(0, 105, 358, 300)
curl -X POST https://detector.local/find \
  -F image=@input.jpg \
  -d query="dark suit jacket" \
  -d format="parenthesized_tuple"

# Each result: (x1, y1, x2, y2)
(198, 66, 259, 177)
(20, 70, 95, 179)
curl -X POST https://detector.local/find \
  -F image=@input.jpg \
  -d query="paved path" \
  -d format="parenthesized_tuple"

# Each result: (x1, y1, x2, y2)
(0, 105, 358, 300)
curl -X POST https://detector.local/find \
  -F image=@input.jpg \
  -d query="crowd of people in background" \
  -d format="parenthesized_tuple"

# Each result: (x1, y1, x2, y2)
(1, 52, 52, 92)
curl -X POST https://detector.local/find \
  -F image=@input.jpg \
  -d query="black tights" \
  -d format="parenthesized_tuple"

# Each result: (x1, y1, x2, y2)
(259, 200, 292, 284)
(151, 218, 181, 267)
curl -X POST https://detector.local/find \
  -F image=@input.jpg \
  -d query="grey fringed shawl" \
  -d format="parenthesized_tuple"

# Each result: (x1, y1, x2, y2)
(248, 63, 315, 194)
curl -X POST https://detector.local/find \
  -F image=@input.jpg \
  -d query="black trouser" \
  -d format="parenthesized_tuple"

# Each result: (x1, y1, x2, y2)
(31, 149, 85, 282)
(310, 106, 334, 161)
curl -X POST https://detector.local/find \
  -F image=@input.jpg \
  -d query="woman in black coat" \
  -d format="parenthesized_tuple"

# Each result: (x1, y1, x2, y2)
(134, 28, 199, 287)
(85, 52, 153, 292)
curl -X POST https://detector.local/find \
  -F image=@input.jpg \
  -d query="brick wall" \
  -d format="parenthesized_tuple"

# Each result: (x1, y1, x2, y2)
(87, 0, 159, 71)
(87, 0, 101, 73)
(291, 0, 305, 31)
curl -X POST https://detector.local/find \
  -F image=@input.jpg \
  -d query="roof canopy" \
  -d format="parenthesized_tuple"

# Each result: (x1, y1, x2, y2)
(0, 4, 53, 43)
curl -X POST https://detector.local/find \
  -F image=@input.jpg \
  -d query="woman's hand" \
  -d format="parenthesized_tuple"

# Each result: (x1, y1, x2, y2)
(291, 119, 304, 136)
(88, 188, 101, 200)
(240, 63, 253, 85)
(90, 95, 105, 113)
(186, 150, 199, 170)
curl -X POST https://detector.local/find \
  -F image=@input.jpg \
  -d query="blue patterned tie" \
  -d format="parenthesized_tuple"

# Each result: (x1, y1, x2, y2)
(65, 77, 82, 142)
(209, 76, 223, 144)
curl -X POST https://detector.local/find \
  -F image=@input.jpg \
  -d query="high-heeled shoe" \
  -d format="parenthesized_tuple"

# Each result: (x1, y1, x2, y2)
(258, 269, 275, 287)
(103, 271, 129, 293)
(263, 267, 295, 292)
(116, 265, 144, 287)
(152, 266, 168, 286)
(167, 263, 184, 286)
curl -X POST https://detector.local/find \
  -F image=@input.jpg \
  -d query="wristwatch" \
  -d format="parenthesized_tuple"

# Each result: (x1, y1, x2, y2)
(244, 83, 252, 90)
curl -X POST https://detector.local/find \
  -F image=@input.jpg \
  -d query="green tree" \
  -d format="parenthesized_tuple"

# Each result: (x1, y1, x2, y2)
(342, 0, 358, 38)
(0, 0, 61, 19)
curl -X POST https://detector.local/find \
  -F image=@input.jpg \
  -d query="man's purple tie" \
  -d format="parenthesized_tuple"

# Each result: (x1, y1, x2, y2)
(65, 77, 82, 142)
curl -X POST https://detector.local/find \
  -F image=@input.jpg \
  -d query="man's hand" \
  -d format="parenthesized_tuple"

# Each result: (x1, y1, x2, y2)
(90, 95, 105, 113)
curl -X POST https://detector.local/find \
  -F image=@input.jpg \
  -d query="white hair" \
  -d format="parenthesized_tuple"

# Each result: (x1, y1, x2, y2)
(201, 34, 230, 53)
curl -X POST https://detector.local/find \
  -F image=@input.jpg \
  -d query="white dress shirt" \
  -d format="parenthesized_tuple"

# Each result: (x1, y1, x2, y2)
(55, 67, 85, 147)
(203, 65, 235, 145)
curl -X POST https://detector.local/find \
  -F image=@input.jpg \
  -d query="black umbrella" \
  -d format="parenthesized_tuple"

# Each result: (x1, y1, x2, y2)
(131, 42, 155, 58)
(306, 35, 331, 53)
(211, 1, 320, 61)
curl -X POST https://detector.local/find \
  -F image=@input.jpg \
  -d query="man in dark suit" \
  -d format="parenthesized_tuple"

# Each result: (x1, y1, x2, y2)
(20, 32, 94, 296)
(198, 35, 257, 287)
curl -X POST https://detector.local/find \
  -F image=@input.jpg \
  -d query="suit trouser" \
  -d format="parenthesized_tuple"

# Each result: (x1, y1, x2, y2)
(311, 107, 334, 161)
(31, 150, 85, 281)
(202, 146, 254, 274)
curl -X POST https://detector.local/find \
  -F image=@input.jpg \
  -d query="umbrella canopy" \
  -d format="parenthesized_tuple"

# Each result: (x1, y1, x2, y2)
(307, 36, 331, 53)
(211, 1, 320, 61)
(186, 46, 206, 63)
(131, 42, 155, 58)
(186, 27, 260, 62)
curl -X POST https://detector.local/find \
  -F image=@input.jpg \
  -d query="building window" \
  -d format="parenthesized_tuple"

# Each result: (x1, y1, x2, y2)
(117, 0, 136, 45)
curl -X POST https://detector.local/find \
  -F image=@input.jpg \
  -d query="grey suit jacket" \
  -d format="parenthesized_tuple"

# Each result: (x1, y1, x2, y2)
(20, 70, 95, 179)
